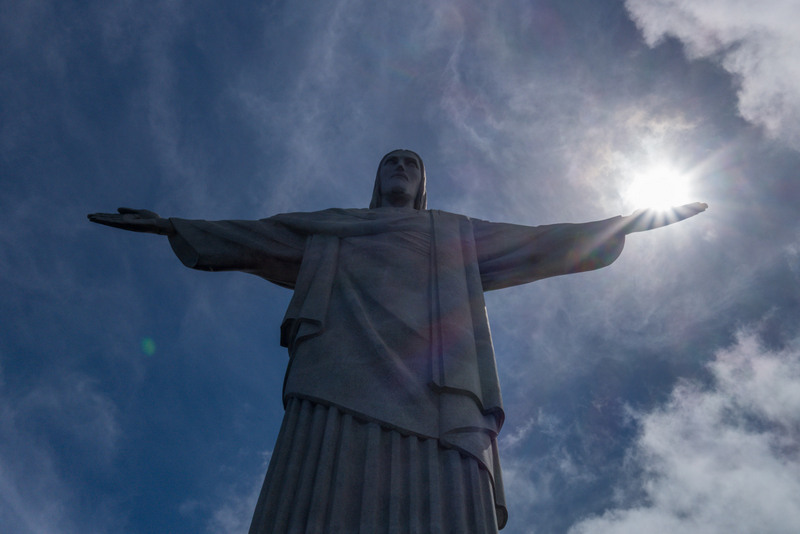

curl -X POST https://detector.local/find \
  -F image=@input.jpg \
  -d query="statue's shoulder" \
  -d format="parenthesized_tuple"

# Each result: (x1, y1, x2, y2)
(428, 209, 468, 219)
(266, 207, 358, 222)
(427, 209, 480, 228)
(267, 208, 474, 234)
(269, 208, 469, 219)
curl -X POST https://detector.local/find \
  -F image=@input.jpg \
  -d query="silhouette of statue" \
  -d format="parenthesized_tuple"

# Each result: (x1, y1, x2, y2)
(89, 149, 706, 533)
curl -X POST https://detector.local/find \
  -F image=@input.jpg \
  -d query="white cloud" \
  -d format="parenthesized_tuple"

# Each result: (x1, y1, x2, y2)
(567, 331, 800, 534)
(625, 0, 800, 150)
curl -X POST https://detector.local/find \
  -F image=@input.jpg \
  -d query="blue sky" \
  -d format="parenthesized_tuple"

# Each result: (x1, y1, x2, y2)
(2, 1, 799, 533)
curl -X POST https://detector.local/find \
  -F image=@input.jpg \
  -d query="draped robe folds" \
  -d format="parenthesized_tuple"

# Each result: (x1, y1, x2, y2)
(167, 207, 626, 530)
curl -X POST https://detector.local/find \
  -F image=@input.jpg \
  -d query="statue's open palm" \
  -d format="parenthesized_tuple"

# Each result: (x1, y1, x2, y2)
(622, 202, 708, 234)
(87, 207, 174, 235)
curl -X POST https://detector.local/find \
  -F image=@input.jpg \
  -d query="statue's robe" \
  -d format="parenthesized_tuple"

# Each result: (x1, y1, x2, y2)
(168, 208, 625, 533)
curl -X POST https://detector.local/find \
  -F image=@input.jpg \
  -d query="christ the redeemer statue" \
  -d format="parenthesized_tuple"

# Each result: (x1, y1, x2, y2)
(89, 149, 706, 533)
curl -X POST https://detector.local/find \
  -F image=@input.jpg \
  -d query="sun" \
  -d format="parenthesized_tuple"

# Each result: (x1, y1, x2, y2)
(624, 164, 693, 211)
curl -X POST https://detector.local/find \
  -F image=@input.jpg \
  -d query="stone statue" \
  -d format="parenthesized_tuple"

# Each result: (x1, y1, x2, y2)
(89, 149, 707, 533)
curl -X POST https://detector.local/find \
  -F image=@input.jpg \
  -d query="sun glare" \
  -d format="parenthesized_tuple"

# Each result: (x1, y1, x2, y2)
(624, 165, 693, 211)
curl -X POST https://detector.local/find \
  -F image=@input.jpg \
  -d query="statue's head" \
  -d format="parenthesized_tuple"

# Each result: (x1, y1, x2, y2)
(370, 149, 427, 210)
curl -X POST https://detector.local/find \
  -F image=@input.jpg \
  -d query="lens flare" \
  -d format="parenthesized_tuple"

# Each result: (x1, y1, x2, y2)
(141, 337, 156, 356)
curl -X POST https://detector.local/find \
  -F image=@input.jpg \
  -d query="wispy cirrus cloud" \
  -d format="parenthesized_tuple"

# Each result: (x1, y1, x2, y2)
(0, 367, 121, 534)
(201, 450, 270, 534)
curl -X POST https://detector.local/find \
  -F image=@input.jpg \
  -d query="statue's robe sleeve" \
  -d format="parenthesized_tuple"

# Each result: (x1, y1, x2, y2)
(472, 216, 626, 291)
(166, 218, 306, 288)
(425, 213, 627, 426)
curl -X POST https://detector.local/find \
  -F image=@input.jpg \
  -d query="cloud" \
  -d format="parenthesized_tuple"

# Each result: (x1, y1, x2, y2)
(0, 366, 121, 534)
(501, 415, 538, 450)
(567, 330, 800, 534)
(203, 450, 271, 534)
(624, 0, 800, 150)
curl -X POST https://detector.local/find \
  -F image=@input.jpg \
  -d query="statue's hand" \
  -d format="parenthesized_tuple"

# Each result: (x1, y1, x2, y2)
(87, 207, 174, 235)
(622, 202, 708, 234)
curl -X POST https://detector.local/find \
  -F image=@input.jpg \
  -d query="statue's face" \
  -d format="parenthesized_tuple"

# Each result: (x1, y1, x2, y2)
(378, 150, 422, 208)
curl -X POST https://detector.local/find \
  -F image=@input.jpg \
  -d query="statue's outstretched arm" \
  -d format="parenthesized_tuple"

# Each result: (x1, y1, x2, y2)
(620, 202, 708, 234)
(87, 207, 175, 236)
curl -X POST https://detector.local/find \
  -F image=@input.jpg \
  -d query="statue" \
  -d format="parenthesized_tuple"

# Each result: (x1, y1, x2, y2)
(89, 150, 706, 533)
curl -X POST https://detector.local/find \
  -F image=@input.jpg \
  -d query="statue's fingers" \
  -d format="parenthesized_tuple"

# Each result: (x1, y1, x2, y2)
(674, 203, 707, 219)
(682, 202, 707, 212)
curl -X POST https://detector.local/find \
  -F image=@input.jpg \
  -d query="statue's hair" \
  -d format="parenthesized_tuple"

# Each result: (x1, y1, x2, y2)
(370, 149, 427, 210)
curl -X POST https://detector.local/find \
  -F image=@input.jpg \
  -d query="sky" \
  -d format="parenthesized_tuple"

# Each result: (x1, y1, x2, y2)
(1, 0, 799, 533)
